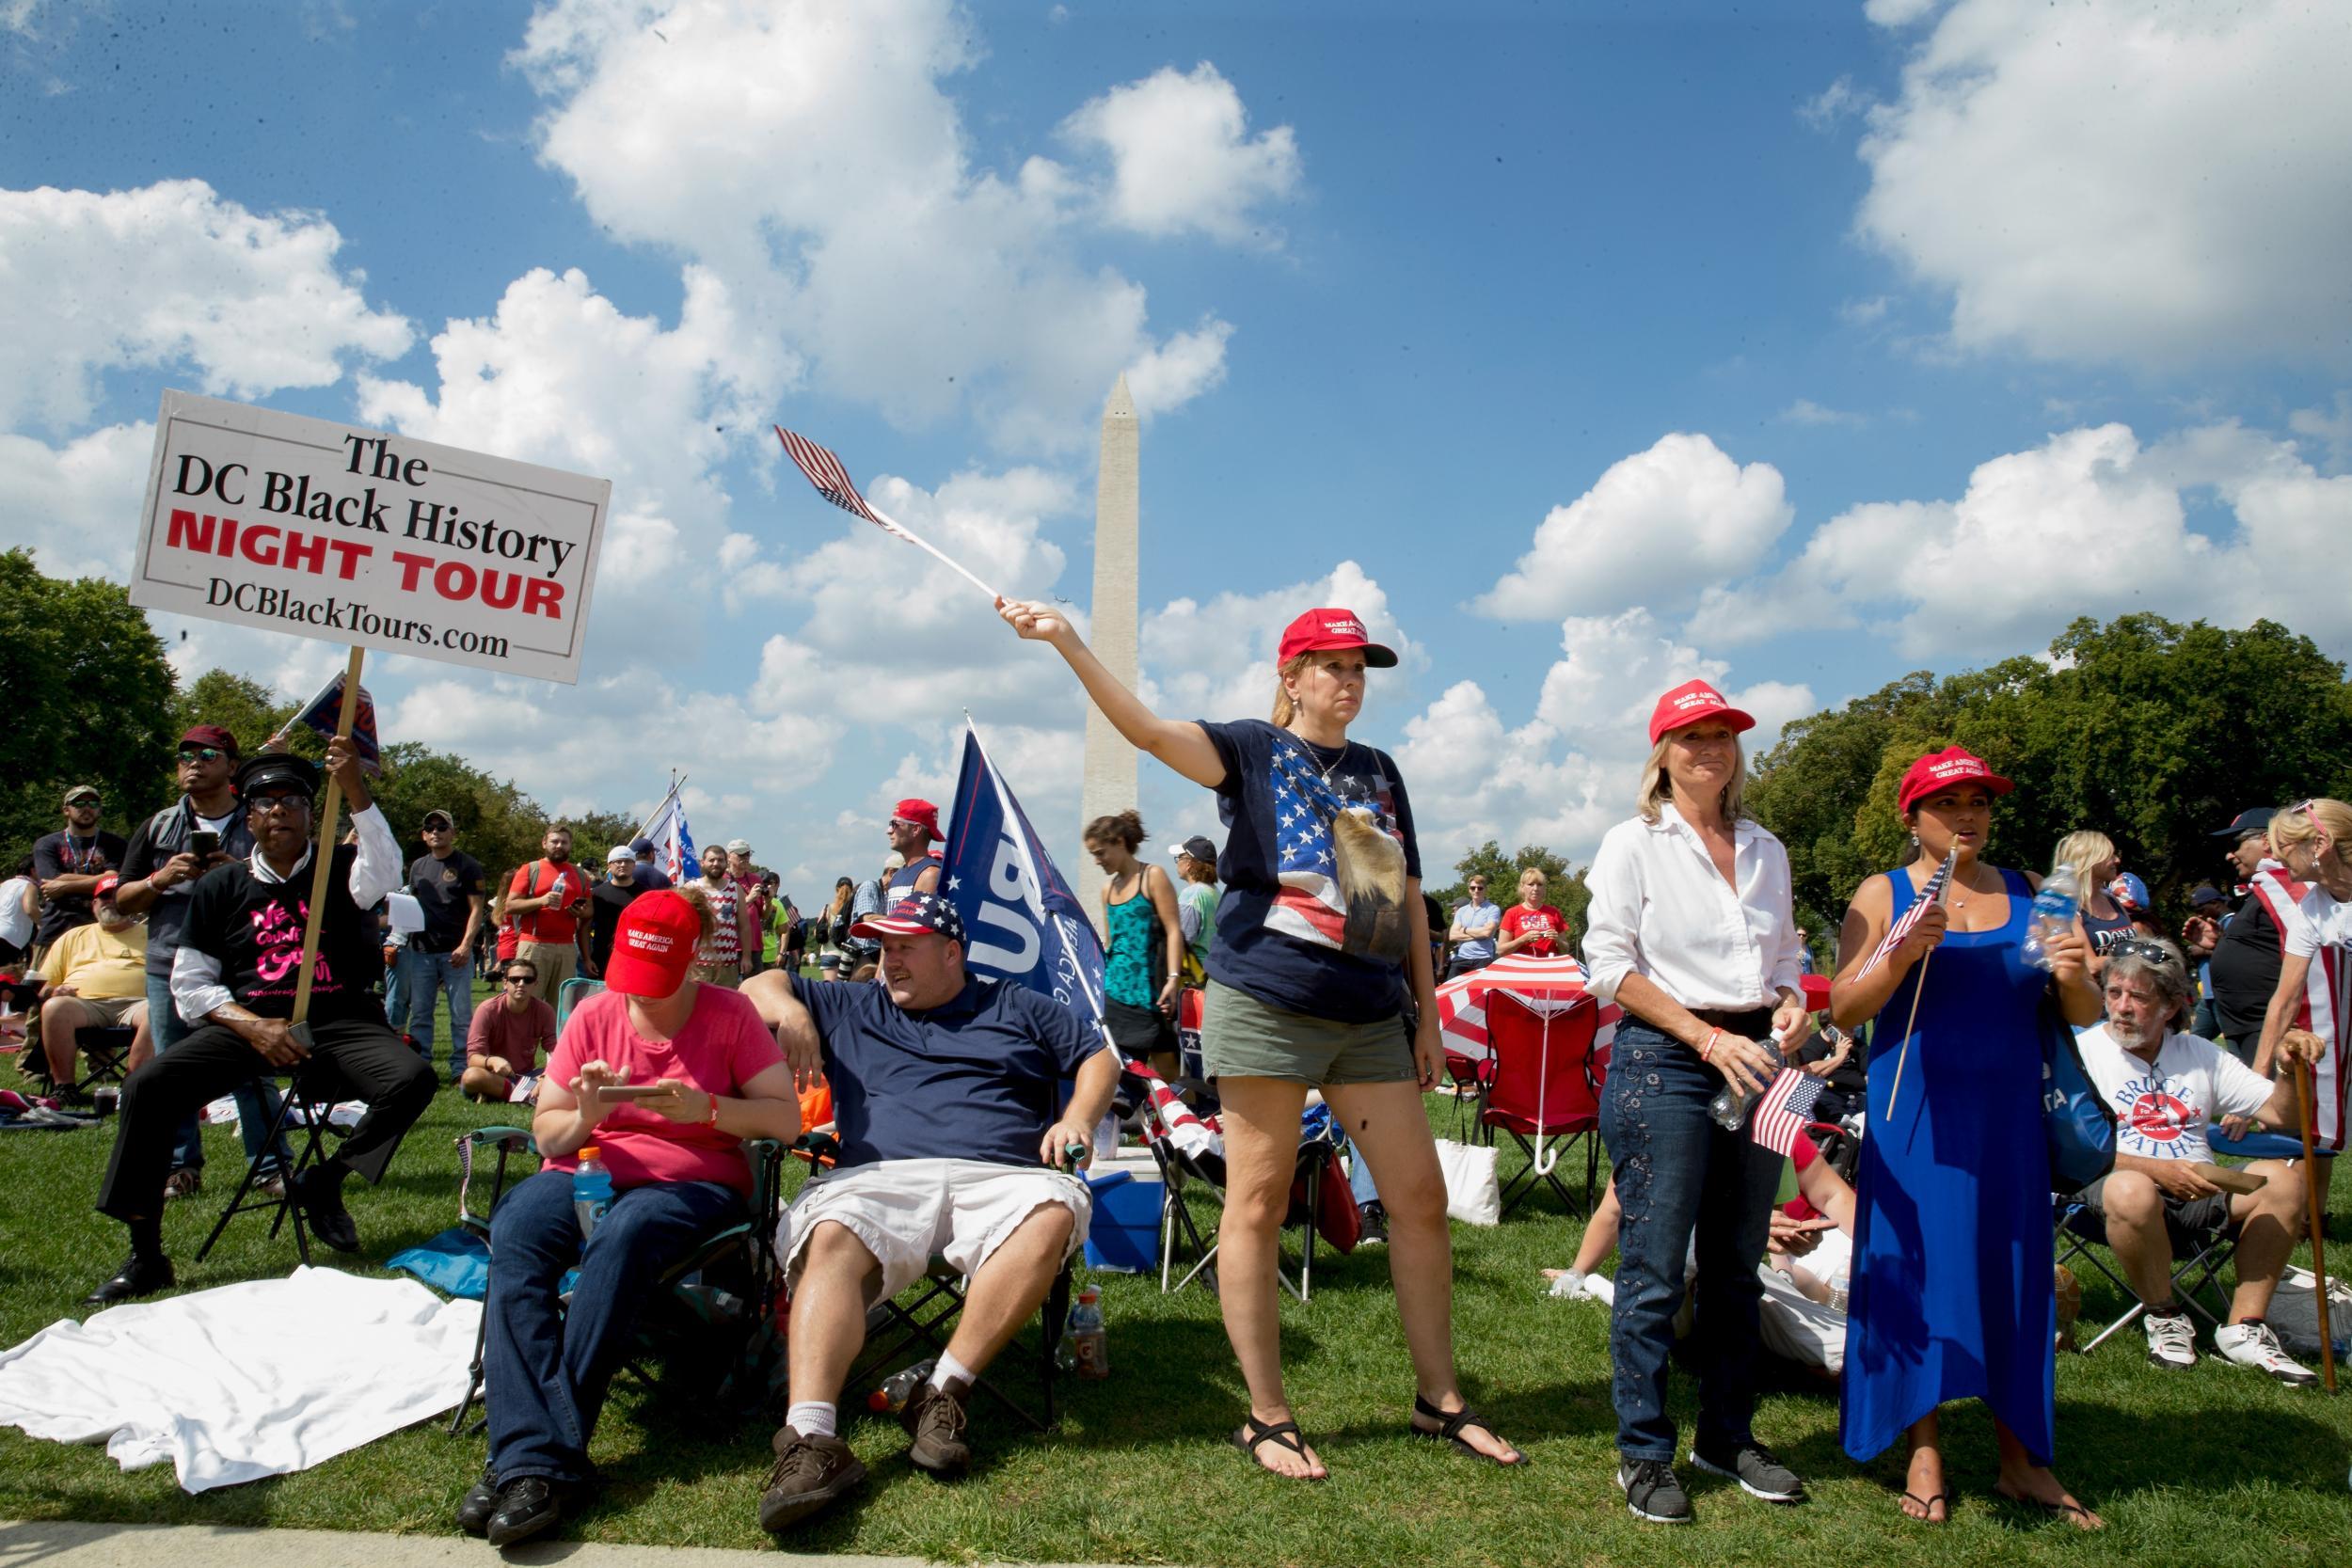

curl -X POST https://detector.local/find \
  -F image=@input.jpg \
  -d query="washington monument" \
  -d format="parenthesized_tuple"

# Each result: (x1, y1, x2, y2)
(1077, 373, 1138, 924)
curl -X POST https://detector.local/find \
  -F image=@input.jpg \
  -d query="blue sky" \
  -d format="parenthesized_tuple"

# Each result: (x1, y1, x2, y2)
(5, 0, 2349, 899)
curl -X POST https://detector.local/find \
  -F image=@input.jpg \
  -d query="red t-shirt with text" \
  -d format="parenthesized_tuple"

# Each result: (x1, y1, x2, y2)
(1501, 903, 1568, 957)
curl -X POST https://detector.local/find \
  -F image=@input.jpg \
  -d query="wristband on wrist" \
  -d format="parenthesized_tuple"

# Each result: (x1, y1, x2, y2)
(703, 1094, 722, 1128)
(1697, 1027, 1721, 1064)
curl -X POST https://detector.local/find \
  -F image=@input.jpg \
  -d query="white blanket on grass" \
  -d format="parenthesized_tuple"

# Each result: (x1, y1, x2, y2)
(0, 1266, 481, 1492)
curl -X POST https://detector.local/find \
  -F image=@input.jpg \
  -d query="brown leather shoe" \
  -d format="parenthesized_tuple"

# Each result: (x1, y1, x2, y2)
(900, 1377, 972, 1478)
(759, 1428, 866, 1531)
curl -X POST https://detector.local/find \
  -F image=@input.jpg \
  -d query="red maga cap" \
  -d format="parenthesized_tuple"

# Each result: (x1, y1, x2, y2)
(93, 872, 121, 899)
(1277, 608, 1398, 668)
(1647, 679, 1755, 746)
(1896, 746, 2014, 815)
(890, 799, 941, 840)
(604, 889, 701, 999)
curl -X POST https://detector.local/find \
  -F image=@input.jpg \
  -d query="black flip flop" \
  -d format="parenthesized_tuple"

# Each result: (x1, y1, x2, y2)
(1410, 1395, 1528, 1466)
(1900, 1489, 1952, 1523)
(1996, 1485, 2099, 1527)
(1233, 1417, 1324, 1480)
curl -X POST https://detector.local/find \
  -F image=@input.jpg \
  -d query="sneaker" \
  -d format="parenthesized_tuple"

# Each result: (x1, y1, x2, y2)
(2213, 1320, 2320, 1386)
(162, 1166, 202, 1201)
(484, 1475, 570, 1548)
(1690, 1441, 1806, 1503)
(901, 1378, 973, 1478)
(1616, 1457, 1693, 1524)
(2143, 1307, 2199, 1370)
(1358, 1202, 1390, 1248)
(760, 1428, 866, 1530)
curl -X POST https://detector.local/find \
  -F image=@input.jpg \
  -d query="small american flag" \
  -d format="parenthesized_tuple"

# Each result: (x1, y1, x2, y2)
(1749, 1069, 1824, 1158)
(776, 426, 903, 534)
(265, 671, 381, 775)
(1855, 855, 1953, 979)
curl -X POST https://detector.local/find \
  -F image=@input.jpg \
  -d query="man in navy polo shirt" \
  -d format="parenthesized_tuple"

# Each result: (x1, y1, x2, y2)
(747, 892, 1118, 1531)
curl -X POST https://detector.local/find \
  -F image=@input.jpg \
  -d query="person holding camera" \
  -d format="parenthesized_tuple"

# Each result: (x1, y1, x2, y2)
(114, 725, 289, 1200)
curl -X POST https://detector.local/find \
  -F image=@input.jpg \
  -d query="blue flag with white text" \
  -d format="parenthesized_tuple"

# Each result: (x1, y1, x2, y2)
(942, 724, 1108, 1032)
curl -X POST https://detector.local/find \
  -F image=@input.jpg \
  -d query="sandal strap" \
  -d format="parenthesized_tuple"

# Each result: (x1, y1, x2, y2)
(1241, 1418, 1308, 1458)
(1412, 1396, 1496, 1444)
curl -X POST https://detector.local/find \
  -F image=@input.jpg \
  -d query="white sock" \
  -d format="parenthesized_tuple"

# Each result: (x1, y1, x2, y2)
(930, 1351, 976, 1391)
(786, 1400, 836, 1439)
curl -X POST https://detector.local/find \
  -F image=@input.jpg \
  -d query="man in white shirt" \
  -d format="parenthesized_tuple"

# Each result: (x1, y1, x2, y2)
(2074, 937, 2322, 1385)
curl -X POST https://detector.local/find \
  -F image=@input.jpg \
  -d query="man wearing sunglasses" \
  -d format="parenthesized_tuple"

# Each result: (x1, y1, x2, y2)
(459, 958, 556, 1103)
(389, 809, 485, 1085)
(87, 744, 436, 1305)
(32, 784, 126, 955)
(883, 800, 943, 901)
(116, 726, 291, 1200)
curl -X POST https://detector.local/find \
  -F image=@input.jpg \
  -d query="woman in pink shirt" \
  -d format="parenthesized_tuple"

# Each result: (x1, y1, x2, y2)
(462, 890, 801, 1547)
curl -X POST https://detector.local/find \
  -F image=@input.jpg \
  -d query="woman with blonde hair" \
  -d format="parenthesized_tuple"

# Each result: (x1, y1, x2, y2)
(1002, 598, 1519, 1479)
(1582, 679, 1810, 1524)
(2053, 830, 2132, 970)
(2256, 801, 2352, 1155)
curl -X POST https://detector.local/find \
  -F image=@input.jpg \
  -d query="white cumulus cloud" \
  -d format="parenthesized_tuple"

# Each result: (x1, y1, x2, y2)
(1473, 433, 1793, 622)
(1061, 62, 1302, 243)
(0, 179, 412, 432)
(1853, 0, 2352, 368)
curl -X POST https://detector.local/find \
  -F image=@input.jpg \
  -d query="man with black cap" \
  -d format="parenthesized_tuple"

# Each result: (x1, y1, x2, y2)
(629, 835, 672, 891)
(32, 784, 126, 954)
(84, 740, 437, 1305)
(389, 807, 485, 1084)
(2206, 807, 2303, 1068)
(117, 724, 290, 1198)
(751, 891, 1117, 1530)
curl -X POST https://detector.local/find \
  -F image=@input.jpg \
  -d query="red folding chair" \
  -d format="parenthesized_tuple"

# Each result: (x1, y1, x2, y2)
(1477, 990, 1605, 1217)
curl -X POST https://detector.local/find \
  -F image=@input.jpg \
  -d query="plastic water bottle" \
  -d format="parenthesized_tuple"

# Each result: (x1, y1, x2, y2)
(572, 1146, 613, 1240)
(1708, 1035, 1788, 1131)
(867, 1358, 937, 1413)
(2021, 863, 2082, 972)
(1093, 1111, 1120, 1166)
(1065, 1285, 1109, 1379)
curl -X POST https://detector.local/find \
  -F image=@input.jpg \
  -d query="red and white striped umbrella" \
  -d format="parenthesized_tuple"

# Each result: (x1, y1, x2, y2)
(1435, 953, 1621, 1064)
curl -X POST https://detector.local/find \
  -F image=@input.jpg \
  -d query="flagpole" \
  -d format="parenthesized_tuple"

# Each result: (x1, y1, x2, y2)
(869, 498, 1001, 603)
(633, 774, 687, 842)
(290, 645, 365, 1026)
(2297, 1054, 2339, 1393)
(1883, 845, 1962, 1123)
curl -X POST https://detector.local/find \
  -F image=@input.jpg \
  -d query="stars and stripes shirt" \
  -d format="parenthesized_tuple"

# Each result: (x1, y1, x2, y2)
(1198, 719, 1422, 1025)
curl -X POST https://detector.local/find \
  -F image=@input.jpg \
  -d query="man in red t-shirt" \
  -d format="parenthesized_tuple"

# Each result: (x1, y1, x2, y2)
(505, 826, 593, 1006)
(460, 957, 558, 1102)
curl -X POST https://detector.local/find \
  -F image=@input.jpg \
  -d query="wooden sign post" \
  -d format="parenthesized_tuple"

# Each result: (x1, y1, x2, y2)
(288, 645, 366, 1026)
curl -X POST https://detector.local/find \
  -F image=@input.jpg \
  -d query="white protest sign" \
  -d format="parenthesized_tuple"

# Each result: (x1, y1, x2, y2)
(129, 390, 612, 685)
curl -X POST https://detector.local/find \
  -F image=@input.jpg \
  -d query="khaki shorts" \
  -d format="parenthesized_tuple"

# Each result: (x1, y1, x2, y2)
(49, 993, 144, 1030)
(780, 1158, 1092, 1299)
(1199, 976, 1415, 1086)
(689, 962, 739, 990)
(516, 940, 577, 1006)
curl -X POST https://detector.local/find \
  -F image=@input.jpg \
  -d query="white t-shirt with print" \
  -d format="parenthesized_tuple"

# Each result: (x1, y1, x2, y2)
(2283, 885, 2352, 958)
(2076, 1022, 2271, 1164)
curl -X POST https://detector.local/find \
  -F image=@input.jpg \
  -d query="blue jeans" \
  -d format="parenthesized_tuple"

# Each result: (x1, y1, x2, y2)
(484, 1169, 745, 1484)
(144, 972, 290, 1175)
(389, 946, 474, 1077)
(1597, 1018, 1782, 1463)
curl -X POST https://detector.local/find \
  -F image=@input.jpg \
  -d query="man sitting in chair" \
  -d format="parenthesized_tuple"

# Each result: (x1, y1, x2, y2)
(456, 888, 802, 1547)
(2074, 936, 2325, 1386)
(86, 745, 436, 1304)
(748, 892, 1118, 1531)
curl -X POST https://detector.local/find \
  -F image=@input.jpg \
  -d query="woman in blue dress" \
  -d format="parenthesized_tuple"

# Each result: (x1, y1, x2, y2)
(1830, 748, 2104, 1528)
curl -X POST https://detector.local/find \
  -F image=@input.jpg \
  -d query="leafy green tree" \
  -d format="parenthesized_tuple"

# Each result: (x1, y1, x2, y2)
(172, 669, 294, 759)
(565, 810, 642, 864)
(1434, 840, 1586, 948)
(0, 549, 177, 854)
(1749, 615, 2352, 952)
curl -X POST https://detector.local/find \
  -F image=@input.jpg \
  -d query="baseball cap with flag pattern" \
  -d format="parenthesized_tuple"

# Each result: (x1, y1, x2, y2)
(850, 891, 965, 944)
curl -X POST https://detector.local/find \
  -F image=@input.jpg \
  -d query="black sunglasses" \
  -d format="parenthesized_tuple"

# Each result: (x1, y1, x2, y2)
(177, 746, 228, 763)
(503, 974, 535, 985)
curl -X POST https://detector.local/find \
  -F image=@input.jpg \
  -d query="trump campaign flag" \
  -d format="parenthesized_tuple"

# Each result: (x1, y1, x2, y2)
(641, 786, 701, 884)
(941, 722, 1107, 1025)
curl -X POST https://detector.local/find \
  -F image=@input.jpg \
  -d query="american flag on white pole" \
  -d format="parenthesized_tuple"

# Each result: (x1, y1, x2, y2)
(1855, 855, 1954, 979)
(1749, 1069, 1825, 1158)
(773, 425, 1001, 602)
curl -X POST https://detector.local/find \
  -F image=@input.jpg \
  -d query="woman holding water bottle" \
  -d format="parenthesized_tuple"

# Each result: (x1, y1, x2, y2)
(463, 889, 803, 1547)
(1581, 680, 1812, 1525)
(1830, 748, 2104, 1528)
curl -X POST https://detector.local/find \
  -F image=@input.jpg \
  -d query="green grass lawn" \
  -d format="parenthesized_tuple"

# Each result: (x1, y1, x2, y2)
(4, 1026, 2350, 1566)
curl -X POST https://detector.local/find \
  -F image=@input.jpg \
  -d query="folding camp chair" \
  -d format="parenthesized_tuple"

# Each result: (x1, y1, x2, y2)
(2052, 1186, 2237, 1354)
(195, 1069, 347, 1267)
(447, 1128, 787, 1434)
(67, 1022, 135, 1099)
(1477, 991, 1604, 1218)
(555, 976, 603, 1031)
(1149, 1112, 1339, 1303)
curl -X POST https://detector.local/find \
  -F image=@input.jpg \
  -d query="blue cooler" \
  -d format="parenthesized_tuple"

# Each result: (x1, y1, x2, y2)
(1082, 1168, 1162, 1274)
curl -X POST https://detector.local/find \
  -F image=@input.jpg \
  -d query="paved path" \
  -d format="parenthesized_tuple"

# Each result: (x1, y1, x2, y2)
(0, 1518, 1116, 1568)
